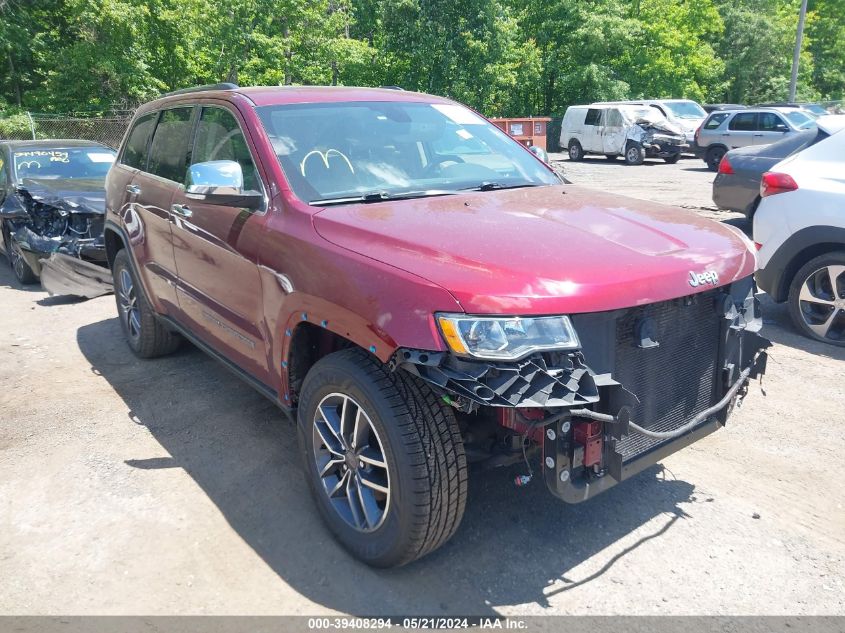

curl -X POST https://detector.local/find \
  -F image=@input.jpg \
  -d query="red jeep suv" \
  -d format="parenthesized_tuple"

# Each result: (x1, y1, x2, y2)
(104, 84, 769, 567)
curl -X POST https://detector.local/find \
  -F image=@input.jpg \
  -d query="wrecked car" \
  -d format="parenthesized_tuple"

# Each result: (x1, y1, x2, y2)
(561, 103, 685, 165)
(106, 85, 769, 568)
(0, 140, 115, 290)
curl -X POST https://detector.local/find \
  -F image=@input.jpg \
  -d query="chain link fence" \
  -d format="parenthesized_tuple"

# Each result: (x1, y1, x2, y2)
(0, 111, 135, 149)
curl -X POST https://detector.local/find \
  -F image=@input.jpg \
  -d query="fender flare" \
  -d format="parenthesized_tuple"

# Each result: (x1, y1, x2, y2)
(757, 225, 845, 302)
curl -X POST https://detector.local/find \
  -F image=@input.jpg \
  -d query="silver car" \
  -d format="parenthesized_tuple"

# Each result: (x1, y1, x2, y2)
(693, 107, 816, 171)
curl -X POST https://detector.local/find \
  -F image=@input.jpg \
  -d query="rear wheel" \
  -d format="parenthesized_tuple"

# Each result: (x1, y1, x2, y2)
(624, 142, 645, 166)
(705, 146, 726, 172)
(298, 348, 467, 567)
(787, 252, 845, 346)
(568, 140, 584, 161)
(112, 249, 181, 358)
(663, 153, 681, 164)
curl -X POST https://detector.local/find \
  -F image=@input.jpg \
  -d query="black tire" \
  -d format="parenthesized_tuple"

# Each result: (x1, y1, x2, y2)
(705, 146, 726, 172)
(298, 348, 467, 567)
(112, 249, 181, 358)
(663, 153, 681, 164)
(605, 154, 618, 161)
(787, 251, 845, 347)
(7, 234, 38, 285)
(567, 140, 584, 161)
(624, 142, 645, 166)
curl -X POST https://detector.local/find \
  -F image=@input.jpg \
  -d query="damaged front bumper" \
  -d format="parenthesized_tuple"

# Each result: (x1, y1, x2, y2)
(10, 227, 106, 275)
(395, 277, 770, 503)
(641, 135, 685, 158)
(1, 182, 110, 295)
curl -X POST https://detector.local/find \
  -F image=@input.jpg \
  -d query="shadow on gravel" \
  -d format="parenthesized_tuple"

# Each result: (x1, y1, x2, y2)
(77, 316, 696, 615)
(758, 294, 845, 362)
(0, 258, 42, 293)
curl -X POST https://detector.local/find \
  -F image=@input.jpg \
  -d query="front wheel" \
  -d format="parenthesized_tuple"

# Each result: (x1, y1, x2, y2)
(112, 249, 181, 358)
(298, 348, 468, 567)
(787, 252, 845, 346)
(624, 142, 645, 166)
(5, 229, 38, 285)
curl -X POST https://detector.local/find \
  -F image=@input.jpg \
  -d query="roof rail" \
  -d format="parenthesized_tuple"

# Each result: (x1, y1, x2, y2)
(380, 85, 405, 91)
(163, 83, 239, 97)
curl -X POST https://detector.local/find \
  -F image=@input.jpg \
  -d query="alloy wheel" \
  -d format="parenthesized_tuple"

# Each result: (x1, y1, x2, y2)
(117, 268, 141, 343)
(10, 245, 26, 280)
(312, 393, 391, 533)
(798, 265, 845, 341)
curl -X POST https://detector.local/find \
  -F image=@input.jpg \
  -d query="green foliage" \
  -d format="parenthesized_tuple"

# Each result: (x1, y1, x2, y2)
(0, 0, 842, 116)
(0, 109, 34, 139)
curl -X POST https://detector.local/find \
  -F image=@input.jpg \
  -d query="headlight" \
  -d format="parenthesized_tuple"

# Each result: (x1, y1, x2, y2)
(436, 313, 580, 360)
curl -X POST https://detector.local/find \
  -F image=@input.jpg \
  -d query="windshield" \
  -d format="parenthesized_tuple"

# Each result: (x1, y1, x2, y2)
(784, 110, 816, 129)
(663, 101, 707, 119)
(256, 101, 558, 205)
(623, 107, 667, 125)
(12, 147, 116, 181)
(803, 104, 828, 116)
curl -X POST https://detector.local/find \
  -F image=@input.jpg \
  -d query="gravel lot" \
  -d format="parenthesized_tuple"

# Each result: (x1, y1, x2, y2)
(1, 159, 844, 617)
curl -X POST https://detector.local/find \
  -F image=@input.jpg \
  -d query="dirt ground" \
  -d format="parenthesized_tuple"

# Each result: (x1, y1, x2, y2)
(1, 158, 844, 616)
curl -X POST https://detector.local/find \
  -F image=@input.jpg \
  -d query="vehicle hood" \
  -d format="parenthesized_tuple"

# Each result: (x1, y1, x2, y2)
(0, 178, 106, 217)
(313, 185, 756, 315)
(676, 118, 704, 134)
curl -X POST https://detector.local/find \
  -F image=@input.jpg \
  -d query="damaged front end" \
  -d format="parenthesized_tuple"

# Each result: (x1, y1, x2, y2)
(394, 277, 770, 503)
(628, 119, 686, 158)
(1, 180, 111, 296)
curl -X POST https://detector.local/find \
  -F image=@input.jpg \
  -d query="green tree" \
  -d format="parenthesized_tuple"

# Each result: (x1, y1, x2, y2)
(807, 0, 845, 100)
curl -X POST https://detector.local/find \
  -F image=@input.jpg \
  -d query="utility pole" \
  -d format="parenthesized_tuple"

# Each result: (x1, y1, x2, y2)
(788, 0, 809, 102)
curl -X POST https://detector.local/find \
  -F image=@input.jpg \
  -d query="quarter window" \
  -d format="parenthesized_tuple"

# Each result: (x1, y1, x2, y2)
(121, 111, 157, 170)
(147, 107, 194, 183)
(728, 113, 757, 131)
(704, 113, 729, 130)
(192, 107, 260, 191)
(584, 109, 602, 126)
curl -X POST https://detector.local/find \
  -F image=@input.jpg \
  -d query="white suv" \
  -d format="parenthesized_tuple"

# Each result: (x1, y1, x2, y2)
(754, 116, 845, 345)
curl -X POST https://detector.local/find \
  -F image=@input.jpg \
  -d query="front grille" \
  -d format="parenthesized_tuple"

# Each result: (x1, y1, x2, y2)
(613, 289, 722, 460)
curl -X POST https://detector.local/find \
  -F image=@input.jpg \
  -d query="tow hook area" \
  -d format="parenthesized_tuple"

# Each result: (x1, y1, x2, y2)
(573, 420, 603, 468)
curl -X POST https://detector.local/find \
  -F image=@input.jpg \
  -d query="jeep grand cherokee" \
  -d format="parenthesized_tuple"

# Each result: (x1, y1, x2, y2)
(104, 84, 769, 567)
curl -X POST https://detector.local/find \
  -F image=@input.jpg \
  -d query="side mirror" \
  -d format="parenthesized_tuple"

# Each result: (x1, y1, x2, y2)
(529, 145, 549, 163)
(186, 160, 263, 210)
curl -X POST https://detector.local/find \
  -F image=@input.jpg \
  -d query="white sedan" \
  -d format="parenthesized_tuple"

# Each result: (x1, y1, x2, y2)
(754, 115, 845, 345)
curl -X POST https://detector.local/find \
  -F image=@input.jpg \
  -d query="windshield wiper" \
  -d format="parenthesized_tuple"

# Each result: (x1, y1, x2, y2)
(461, 182, 544, 192)
(310, 189, 457, 206)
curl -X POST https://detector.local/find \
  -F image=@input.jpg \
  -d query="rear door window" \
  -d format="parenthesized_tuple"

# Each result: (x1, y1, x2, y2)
(147, 107, 195, 183)
(121, 111, 158, 170)
(728, 112, 757, 131)
(584, 109, 602, 126)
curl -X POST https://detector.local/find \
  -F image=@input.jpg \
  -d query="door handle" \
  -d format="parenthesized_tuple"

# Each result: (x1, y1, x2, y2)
(753, 134, 764, 137)
(171, 203, 193, 218)
(126, 184, 141, 195)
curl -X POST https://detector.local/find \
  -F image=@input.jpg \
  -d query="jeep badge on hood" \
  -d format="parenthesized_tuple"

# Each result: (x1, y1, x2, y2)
(689, 270, 720, 287)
